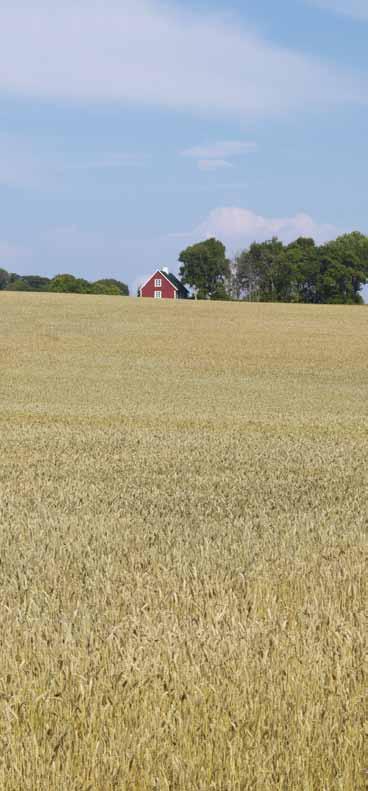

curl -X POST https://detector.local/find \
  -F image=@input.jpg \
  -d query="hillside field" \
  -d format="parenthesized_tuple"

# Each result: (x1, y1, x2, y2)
(0, 293, 367, 790)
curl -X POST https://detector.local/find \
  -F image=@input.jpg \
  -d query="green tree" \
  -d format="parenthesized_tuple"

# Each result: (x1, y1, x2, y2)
(5, 278, 31, 291)
(235, 238, 295, 302)
(285, 238, 320, 303)
(234, 249, 260, 300)
(48, 274, 90, 293)
(314, 233, 368, 304)
(234, 233, 368, 304)
(90, 282, 121, 295)
(90, 278, 129, 296)
(332, 231, 368, 265)
(0, 268, 10, 290)
(211, 282, 231, 301)
(21, 275, 51, 291)
(255, 238, 284, 301)
(179, 238, 230, 299)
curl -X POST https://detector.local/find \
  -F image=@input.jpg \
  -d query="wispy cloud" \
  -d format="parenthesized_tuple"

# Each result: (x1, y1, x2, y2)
(0, 134, 145, 189)
(183, 140, 257, 171)
(307, 1, 368, 20)
(173, 207, 339, 249)
(197, 159, 233, 172)
(0, 1, 366, 118)
(138, 180, 249, 193)
(65, 154, 147, 171)
(183, 141, 257, 159)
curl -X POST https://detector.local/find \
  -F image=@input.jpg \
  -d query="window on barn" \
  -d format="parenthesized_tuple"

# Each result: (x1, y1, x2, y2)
(154, 291, 162, 299)
(154, 279, 162, 287)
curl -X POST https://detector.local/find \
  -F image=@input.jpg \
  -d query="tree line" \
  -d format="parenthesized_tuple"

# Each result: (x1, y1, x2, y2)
(179, 232, 368, 304)
(2, 230, 368, 304)
(0, 269, 129, 296)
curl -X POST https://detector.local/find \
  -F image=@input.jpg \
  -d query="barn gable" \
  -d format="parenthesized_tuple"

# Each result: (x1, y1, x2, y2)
(139, 269, 189, 299)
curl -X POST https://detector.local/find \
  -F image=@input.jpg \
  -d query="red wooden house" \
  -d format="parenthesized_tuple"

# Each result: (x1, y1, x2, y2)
(138, 267, 189, 300)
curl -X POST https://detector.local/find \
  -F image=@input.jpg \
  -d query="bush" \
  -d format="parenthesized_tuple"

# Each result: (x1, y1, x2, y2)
(5, 278, 32, 291)
(21, 276, 51, 291)
(48, 274, 90, 293)
(90, 282, 122, 295)
(91, 279, 129, 296)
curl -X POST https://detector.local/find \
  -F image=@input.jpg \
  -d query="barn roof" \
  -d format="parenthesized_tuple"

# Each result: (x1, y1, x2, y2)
(160, 271, 189, 296)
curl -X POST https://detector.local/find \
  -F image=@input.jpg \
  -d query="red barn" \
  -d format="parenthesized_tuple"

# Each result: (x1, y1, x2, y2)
(139, 268, 189, 300)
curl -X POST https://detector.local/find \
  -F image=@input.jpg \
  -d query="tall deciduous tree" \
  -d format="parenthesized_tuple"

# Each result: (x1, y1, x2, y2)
(179, 238, 230, 299)
(235, 238, 297, 302)
(285, 238, 319, 303)
(234, 233, 368, 304)
(234, 248, 260, 301)
(318, 232, 368, 303)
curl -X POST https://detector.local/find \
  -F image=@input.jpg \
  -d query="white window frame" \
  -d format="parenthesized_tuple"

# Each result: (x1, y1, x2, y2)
(154, 278, 162, 288)
(154, 290, 162, 299)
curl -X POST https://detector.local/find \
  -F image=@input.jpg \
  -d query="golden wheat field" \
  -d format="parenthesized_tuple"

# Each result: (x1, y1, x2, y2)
(0, 292, 367, 790)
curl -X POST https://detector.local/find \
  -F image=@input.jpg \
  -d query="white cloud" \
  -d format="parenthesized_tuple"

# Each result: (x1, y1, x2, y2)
(307, 1, 368, 19)
(183, 141, 257, 159)
(183, 140, 257, 171)
(0, 1, 366, 117)
(176, 207, 339, 249)
(197, 159, 233, 172)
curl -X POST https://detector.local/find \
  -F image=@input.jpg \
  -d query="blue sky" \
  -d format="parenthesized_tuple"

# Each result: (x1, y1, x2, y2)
(1, 0, 368, 293)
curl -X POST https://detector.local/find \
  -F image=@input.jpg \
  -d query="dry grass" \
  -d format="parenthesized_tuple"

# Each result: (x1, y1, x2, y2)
(0, 292, 367, 790)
